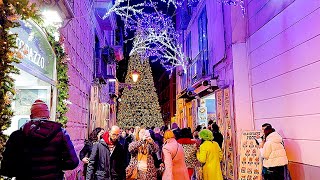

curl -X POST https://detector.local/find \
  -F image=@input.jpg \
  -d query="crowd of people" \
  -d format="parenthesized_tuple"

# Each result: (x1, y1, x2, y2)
(0, 100, 290, 180)
(78, 122, 225, 180)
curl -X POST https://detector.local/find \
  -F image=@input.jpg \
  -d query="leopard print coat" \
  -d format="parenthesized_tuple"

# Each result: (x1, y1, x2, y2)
(177, 138, 198, 168)
(126, 140, 159, 180)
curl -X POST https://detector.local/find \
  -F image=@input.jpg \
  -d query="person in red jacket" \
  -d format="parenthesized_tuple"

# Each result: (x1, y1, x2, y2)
(0, 100, 79, 180)
(177, 128, 198, 179)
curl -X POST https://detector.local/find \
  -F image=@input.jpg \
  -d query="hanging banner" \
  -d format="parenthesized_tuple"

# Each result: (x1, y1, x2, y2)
(239, 131, 263, 180)
(224, 88, 235, 180)
(215, 89, 223, 126)
(215, 89, 226, 177)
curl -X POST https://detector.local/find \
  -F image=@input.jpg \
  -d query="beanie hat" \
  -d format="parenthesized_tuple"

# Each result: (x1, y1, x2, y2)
(199, 129, 214, 141)
(30, 100, 50, 119)
(171, 122, 179, 129)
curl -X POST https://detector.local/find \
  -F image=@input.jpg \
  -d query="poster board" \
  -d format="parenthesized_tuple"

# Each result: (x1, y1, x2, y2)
(239, 131, 263, 180)
(224, 89, 235, 179)
(215, 89, 226, 176)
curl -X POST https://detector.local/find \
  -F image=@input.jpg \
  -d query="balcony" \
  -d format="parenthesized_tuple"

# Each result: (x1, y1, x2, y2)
(179, 50, 209, 95)
(188, 50, 209, 85)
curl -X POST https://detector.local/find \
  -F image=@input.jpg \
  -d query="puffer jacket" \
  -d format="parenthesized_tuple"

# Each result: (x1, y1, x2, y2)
(0, 119, 79, 180)
(260, 132, 288, 168)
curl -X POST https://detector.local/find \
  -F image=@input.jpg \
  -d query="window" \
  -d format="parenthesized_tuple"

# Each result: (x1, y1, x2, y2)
(198, 7, 208, 75)
(186, 33, 192, 59)
(182, 33, 192, 89)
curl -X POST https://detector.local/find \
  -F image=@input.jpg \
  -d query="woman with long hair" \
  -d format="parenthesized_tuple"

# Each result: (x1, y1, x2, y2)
(260, 125, 288, 180)
(79, 127, 105, 177)
(126, 128, 159, 180)
(162, 130, 189, 180)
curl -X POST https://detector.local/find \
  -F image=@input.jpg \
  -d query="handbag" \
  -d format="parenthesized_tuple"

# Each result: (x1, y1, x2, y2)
(127, 150, 146, 180)
(127, 167, 138, 180)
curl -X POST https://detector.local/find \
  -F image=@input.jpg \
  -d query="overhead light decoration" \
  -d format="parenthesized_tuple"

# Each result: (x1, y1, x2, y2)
(129, 11, 187, 75)
(102, 0, 245, 77)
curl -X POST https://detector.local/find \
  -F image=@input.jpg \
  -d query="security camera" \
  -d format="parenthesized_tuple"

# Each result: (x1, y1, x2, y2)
(187, 91, 193, 96)
(202, 80, 209, 86)
(202, 79, 217, 87)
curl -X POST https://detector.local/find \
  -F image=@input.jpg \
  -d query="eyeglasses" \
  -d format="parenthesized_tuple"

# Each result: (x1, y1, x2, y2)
(110, 133, 119, 137)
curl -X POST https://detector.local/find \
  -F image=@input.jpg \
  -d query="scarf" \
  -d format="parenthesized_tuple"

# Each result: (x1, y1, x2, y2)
(102, 132, 117, 155)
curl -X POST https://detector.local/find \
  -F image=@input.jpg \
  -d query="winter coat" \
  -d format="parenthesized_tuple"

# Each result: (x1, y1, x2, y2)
(126, 140, 159, 180)
(260, 132, 288, 168)
(196, 141, 223, 180)
(0, 120, 79, 180)
(212, 131, 223, 149)
(162, 138, 189, 180)
(79, 140, 94, 175)
(177, 138, 197, 168)
(86, 139, 126, 180)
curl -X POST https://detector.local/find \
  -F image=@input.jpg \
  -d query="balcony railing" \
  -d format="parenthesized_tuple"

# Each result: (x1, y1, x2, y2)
(180, 50, 209, 93)
(188, 50, 209, 85)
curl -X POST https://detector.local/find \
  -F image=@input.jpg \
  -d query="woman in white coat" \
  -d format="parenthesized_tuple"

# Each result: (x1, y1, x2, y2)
(259, 125, 288, 180)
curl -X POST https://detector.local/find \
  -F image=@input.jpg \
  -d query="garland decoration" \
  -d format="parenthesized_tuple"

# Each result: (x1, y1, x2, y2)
(0, 0, 40, 158)
(47, 34, 70, 127)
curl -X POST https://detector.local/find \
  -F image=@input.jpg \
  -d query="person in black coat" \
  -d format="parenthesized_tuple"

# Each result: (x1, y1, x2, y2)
(0, 100, 79, 180)
(86, 126, 126, 180)
(79, 127, 105, 177)
(209, 122, 224, 148)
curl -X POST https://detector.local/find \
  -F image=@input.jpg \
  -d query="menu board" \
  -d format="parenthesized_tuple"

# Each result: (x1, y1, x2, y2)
(239, 131, 263, 180)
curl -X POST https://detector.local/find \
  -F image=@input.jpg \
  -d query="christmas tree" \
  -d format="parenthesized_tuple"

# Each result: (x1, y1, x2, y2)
(117, 53, 163, 128)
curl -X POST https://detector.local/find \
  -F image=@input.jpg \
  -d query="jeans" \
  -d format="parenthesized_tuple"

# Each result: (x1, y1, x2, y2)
(263, 166, 285, 180)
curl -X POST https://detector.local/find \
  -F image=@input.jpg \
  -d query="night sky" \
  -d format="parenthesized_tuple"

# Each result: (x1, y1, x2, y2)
(116, 0, 176, 83)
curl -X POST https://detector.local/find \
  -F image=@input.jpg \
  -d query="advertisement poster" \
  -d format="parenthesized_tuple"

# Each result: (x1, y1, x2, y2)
(224, 88, 235, 180)
(239, 131, 263, 180)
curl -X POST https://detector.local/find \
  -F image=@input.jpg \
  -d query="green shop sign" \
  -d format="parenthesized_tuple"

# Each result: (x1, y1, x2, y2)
(10, 20, 56, 84)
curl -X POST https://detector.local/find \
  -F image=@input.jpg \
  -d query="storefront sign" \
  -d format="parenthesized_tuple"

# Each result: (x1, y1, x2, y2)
(198, 106, 207, 127)
(10, 20, 55, 79)
(239, 131, 263, 180)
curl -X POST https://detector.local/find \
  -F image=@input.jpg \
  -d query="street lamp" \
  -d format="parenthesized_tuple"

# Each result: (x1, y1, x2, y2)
(131, 70, 139, 83)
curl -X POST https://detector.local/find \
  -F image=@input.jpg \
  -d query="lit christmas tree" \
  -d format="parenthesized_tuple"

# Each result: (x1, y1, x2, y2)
(117, 53, 164, 128)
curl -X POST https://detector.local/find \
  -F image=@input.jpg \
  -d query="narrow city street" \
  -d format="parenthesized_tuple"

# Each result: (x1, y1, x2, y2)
(0, 0, 319, 179)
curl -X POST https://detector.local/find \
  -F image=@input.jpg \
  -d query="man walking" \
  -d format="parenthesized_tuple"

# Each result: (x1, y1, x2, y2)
(0, 100, 79, 179)
(86, 125, 126, 180)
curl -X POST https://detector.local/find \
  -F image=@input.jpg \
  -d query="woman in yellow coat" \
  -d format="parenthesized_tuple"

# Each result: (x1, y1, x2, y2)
(196, 129, 223, 180)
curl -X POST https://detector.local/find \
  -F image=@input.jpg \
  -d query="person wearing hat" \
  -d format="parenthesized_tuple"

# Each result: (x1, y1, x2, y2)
(0, 99, 79, 180)
(196, 129, 223, 180)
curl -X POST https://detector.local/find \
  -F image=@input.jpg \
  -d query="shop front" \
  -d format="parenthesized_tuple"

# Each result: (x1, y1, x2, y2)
(4, 20, 56, 135)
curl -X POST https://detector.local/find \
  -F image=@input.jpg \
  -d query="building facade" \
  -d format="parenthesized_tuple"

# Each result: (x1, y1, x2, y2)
(60, 0, 122, 178)
(176, 0, 320, 179)
(155, 70, 176, 125)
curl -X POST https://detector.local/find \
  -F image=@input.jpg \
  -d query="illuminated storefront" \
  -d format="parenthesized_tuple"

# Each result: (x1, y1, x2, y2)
(4, 20, 56, 135)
